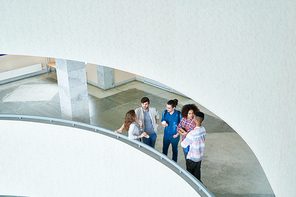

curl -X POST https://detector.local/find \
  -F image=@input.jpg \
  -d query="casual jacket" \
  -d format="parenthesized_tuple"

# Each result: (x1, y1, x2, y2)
(128, 122, 142, 141)
(135, 107, 159, 134)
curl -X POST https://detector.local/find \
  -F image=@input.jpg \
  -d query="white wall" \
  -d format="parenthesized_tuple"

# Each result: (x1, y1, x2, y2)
(0, 1, 295, 196)
(0, 55, 47, 73)
(0, 120, 199, 197)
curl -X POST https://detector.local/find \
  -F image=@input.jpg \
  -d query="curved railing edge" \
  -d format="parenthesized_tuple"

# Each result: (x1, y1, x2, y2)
(0, 114, 214, 197)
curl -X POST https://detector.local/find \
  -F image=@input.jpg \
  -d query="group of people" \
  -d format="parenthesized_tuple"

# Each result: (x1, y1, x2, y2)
(114, 97, 206, 182)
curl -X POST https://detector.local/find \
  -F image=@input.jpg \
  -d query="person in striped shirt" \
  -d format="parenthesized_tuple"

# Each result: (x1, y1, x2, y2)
(181, 111, 206, 182)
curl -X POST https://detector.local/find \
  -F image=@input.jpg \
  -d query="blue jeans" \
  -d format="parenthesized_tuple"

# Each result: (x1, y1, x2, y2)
(183, 147, 188, 159)
(142, 132, 157, 148)
(162, 135, 180, 162)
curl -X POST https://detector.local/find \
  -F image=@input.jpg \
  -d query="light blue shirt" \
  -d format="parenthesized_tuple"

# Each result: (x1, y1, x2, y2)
(143, 109, 154, 134)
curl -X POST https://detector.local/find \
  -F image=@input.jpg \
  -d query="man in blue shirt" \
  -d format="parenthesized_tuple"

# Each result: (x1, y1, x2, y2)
(161, 99, 182, 162)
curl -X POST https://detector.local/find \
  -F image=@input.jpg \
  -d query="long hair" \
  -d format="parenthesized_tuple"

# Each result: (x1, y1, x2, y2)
(181, 104, 200, 118)
(124, 110, 136, 131)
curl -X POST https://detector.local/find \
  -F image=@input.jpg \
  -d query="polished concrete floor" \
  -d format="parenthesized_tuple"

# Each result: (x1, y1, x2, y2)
(0, 73, 275, 197)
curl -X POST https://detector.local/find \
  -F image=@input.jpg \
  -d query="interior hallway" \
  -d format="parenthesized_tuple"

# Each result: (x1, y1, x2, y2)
(0, 72, 275, 197)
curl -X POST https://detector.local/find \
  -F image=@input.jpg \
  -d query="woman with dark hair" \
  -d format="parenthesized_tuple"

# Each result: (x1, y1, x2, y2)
(120, 110, 147, 141)
(176, 104, 200, 159)
(161, 99, 182, 162)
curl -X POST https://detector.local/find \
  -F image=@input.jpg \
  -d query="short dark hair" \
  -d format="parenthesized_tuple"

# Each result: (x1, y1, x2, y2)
(167, 99, 178, 108)
(141, 97, 150, 104)
(181, 104, 200, 118)
(195, 111, 204, 123)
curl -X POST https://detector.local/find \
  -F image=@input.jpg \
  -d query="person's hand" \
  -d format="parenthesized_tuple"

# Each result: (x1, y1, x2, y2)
(141, 132, 147, 138)
(173, 133, 179, 138)
(138, 120, 143, 127)
(115, 128, 122, 134)
(161, 121, 167, 127)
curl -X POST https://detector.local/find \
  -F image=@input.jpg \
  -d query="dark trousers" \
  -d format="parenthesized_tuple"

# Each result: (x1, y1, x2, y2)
(162, 135, 180, 162)
(142, 132, 157, 148)
(186, 159, 202, 182)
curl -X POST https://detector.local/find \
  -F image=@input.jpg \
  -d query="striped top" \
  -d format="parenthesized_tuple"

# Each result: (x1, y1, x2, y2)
(181, 126, 206, 162)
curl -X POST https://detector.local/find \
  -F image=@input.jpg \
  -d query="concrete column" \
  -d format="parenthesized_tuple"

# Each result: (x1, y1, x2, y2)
(56, 59, 90, 123)
(96, 65, 114, 90)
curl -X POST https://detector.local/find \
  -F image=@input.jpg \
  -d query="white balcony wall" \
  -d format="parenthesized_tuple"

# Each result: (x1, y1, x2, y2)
(0, 120, 199, 197)
(0, 1, 295, 196)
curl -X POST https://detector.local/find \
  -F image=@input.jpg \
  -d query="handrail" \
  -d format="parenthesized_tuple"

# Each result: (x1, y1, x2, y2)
(0, 114, 214, 197)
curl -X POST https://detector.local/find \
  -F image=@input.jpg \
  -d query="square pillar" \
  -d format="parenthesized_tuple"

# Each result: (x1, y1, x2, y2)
(56, 59, 90, 123)
(97, 65, 114, 90)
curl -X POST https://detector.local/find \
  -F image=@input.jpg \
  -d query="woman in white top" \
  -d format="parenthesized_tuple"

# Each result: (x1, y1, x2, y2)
(123, 110, 147, 141)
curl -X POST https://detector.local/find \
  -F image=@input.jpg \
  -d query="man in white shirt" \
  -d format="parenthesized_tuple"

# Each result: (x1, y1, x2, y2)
(181, 112, 206, 182)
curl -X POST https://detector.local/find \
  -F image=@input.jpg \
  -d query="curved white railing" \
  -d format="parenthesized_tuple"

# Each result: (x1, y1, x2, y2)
(0, 114, 214, 197)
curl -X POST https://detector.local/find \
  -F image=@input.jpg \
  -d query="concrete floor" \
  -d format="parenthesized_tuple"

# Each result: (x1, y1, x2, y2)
(0, 73, 275, 197)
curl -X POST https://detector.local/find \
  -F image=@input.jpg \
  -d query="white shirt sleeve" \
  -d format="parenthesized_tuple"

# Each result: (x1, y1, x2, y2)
(154, 108, 160, 119)
(181, 132, 193, 148)
(128, 123, 138, 140)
